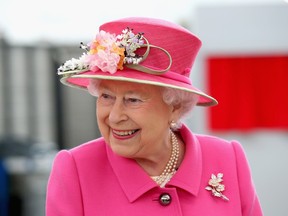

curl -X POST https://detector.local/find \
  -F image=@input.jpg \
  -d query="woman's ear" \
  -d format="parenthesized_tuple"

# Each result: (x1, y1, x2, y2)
(170, 103, 182, 122)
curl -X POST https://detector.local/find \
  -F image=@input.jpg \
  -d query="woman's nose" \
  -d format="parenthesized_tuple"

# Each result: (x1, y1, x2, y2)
(108, 100, 128, 123)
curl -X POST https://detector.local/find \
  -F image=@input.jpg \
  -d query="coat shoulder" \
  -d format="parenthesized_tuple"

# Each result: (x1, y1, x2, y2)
(195, 134, 233, 150)
(67, 137, 108, 162)
(193, 134, 244, 163)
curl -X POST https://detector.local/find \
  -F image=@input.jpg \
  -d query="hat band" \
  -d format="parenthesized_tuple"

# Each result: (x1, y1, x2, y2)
(161, 71, 192, 85)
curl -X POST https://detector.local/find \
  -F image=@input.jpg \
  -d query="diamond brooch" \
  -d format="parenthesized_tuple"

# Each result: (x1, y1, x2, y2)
(205, 173, 229, 201)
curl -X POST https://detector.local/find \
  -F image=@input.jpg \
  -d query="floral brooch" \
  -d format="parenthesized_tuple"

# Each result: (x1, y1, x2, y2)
(205, 173, 229, 201)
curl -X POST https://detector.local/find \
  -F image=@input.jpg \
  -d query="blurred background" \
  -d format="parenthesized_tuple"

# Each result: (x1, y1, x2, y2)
(0, 0, 287, 215)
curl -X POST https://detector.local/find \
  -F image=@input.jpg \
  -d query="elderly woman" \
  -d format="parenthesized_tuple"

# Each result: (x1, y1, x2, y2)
(46, 17, 263, 215)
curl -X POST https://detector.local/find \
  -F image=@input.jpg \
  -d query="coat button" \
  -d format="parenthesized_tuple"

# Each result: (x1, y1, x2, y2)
(159, 193, 172, 206)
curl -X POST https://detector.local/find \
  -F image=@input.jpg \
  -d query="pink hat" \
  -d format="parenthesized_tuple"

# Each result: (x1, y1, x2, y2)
(58, 17, 217, 106)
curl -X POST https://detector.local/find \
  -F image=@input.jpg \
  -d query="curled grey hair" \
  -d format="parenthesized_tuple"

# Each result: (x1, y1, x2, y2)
(87, 79, 101, 97)
(161, 87, 199, 130)
(88, 79, 199, 130)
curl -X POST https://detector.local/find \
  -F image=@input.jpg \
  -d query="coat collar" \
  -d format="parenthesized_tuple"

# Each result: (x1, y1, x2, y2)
(106, 124, 202, 203)
(166, 124, 202, 196)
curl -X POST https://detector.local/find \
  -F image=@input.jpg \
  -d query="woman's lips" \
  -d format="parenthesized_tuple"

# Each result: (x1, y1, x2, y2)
(112, 129, 140, 139)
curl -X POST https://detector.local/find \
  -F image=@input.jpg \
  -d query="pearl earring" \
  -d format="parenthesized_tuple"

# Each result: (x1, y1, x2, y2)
(170, 120, 177, 130)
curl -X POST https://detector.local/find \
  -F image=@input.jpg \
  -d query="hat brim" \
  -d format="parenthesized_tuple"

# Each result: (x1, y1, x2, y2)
(59, 69, 218, 107)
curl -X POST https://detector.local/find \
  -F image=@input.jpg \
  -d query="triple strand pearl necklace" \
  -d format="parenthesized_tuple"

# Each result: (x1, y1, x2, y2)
(152, 130, 180, 187)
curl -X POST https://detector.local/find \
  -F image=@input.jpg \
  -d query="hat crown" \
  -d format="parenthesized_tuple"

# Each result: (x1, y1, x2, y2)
(100, 17, 202, 77)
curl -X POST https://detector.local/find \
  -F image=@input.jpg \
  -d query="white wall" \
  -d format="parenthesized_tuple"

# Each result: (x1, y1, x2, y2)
(186, 3, 288, 215)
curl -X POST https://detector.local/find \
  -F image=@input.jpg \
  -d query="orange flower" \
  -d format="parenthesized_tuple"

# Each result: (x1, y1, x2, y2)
(117, 55, 125, 70)
(112, 44, 125, 56)
(112, 44, 125, 70)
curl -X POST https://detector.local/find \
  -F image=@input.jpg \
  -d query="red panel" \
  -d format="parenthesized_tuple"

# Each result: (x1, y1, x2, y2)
(207, 55, 288, 131)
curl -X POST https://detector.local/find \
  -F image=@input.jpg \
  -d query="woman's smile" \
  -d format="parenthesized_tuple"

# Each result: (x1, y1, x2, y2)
(111, 128, 140, 139)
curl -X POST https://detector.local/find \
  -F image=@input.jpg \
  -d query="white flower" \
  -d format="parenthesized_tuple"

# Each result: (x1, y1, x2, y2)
(57, 54, 89, 73)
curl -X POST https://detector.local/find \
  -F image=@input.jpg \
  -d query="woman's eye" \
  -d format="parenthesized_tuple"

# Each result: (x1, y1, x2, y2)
(127, 98, 141, 103)
(125, 97, 143, 105)
(98, 93, 115, 105)
(101, 93, 111, 99)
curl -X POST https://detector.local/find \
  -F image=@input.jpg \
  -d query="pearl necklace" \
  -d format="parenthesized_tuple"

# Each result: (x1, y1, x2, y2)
(153, 130, 180, 187)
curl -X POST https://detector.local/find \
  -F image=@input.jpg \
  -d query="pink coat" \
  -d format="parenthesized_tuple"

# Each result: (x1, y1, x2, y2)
(46, 125, 263, 215)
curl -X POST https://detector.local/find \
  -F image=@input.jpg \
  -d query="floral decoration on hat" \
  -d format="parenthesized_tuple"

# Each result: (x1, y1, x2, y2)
(58, 28, 145, 75)
(205, 173, 229, 201)
(57, 27, 172, 76)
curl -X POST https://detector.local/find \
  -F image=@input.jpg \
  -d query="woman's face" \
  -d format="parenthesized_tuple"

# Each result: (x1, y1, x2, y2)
(96, 80, 179, 160)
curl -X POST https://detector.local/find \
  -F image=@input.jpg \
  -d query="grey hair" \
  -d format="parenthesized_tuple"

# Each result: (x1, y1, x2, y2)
(88, 79, 199, 130)
(87, 79, 101, 97)
(162, 87, 199, 130)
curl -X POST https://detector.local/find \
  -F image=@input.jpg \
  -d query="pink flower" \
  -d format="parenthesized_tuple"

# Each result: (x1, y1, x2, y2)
(85, 30, 121, 73)
(95, 49, 120, 74)
(89, 30, 117, 53)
